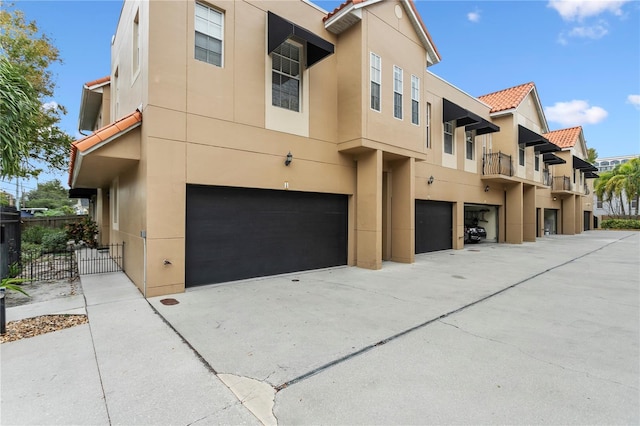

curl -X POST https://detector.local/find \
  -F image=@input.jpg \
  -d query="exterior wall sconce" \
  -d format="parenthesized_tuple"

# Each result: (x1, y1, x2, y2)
(553, 197, 557, 201)
(427, 176, 434, 185)
(285, 152, 293, 166)
(484, 185, 490, 192)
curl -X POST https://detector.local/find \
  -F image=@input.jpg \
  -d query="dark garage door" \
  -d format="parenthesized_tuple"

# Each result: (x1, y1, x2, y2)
(415, 200, 452, 253)
(186, 185, 348, 287)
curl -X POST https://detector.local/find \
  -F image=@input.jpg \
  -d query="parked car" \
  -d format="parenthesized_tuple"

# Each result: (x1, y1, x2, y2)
(465, 219, 486, 244)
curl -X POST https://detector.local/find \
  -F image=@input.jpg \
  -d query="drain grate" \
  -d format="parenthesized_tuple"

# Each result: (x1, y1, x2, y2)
(160, 298, 180, 306)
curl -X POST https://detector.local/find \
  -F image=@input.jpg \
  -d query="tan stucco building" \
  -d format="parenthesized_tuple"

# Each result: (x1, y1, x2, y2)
(69, 0, 597, 297)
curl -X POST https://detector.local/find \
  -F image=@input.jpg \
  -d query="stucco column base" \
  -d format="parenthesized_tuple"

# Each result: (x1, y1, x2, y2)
(523, 185, 536, 242)
(562, 195, 576, 235)
(356, 150, 383, 270)
(390, 157, 415, 263)
(505, 183, 523, 244)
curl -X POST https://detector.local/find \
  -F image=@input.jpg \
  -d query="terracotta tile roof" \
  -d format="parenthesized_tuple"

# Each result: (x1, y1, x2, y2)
(323, 0, 441, 62)
(542, 126, 582, 149)
(477, 82, 535, 114)
(69, 110, 142, 186)
(84, 76, 110, 88)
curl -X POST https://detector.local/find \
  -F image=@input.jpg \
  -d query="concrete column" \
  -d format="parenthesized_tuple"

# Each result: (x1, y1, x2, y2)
(390, 158, 414, 263)
(453, 202, 464, 249)
(523, 185, 536, 242)
(575, 196, 583, 234)
(96, 188, 110, 245)
(562, 195, 576, 235)
(505, 183, 523, 244)
(537, 207, 544, 238)
(356, 150, 383, 269)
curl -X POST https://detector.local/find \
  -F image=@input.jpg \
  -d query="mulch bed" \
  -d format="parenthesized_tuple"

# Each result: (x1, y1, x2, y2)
(1, 314, 88, 344)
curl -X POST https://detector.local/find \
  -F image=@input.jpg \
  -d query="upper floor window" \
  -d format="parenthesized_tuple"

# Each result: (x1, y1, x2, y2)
(535, 154, 540, 171)
(393, 66, 403, 119)
(519, 144, 525, 166)
(465, 131, 474, 160)
(370, 53, 381, 111)
(272, 41, 301, 112)
(596, 197, 603, 208)
(411, 75, 419, 125)
(444, 121, 454, 155)
(426, 102, 431, 148)
(133, 10, 140, 76)
(195, 3, 223, 67)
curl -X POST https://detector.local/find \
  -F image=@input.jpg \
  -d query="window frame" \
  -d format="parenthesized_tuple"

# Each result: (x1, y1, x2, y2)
(195, 2, 224, 67)
(132, 9, 140, 79)
(444, 120, 454, 155)
(370, 52, 381, 112)
(518, 144, 525, 166)
(271, 40, 302, 112)
(535, 153, 540, 171)
(465, 130, 475, 160)
(411, 75, 419, 125)
(393, 65, 403, 120)
(426, 102, 431, 148)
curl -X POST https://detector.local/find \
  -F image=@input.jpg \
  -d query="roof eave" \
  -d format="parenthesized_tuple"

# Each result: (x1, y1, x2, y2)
(401, 0, 441, 66)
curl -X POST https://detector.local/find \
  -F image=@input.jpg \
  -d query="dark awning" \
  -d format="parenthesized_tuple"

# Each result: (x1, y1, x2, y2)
(69, 188, 97, 199)
(443, 98, 482, 127)
(534, 142, 561, 153)
(584, 171, 599, 179)
(518, 125, 549, 147)
(543, 153, 566, 165)
(268, 11, 334, 68)
(573, 155, 598, 172)
(465, 117, 499, 135)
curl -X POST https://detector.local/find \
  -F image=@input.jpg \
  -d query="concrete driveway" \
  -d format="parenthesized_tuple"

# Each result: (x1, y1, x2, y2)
(149, 231, 639, 424)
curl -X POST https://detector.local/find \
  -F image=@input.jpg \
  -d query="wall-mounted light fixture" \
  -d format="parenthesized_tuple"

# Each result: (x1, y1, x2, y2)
(484, 185, 490, 192)
(553, 197, 557, 201)
(427, 175, 434, 185)
(285, 152, 293, 166)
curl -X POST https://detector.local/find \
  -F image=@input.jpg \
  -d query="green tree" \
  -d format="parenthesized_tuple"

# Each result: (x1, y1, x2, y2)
(23, 179, 73, 210)
(0, 6, 73, 179)
(594, 157, 640, 218)
(586, 148, 598, 164)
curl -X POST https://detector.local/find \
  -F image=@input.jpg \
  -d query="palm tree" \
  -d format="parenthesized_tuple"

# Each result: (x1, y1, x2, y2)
(619, 158, 640, 217)
(595, 157, 640, 218)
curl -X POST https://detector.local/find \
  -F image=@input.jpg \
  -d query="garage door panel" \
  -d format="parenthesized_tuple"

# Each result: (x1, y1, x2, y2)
(186, 185, 347, 287)
(415, 200, 452, 253)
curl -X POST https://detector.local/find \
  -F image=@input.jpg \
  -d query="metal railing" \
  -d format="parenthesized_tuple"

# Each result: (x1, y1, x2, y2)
(542, 170, 553, 186)
(552, 176, 571, 191)
(76, 243, 125, 275)
(483, 152, 513, 177)
(584, 184, 590, 195)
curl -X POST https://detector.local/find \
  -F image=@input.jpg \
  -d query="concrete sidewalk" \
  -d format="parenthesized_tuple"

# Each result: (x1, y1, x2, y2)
(1, 272, 258, 425)
(2, 230, 638, 425)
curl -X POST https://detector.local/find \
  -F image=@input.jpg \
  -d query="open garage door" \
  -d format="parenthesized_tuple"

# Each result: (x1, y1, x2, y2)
(186, 185, 348, 287)
(464, 204, 499, 243)
(415, 200, 452, 253)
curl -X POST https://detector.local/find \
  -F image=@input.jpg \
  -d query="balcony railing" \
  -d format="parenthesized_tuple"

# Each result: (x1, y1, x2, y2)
(584, 184, 590, 195)
(483, 152, 513, 177)
(542, 170, 553, 186)
(552, 176, 571, 191)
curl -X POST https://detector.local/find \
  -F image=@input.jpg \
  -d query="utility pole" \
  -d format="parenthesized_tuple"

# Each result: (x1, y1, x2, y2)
(15, 178, 20, 210)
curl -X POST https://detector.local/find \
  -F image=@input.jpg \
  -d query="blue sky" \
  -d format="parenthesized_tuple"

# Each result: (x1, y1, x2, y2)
(2, 0, 639, 196)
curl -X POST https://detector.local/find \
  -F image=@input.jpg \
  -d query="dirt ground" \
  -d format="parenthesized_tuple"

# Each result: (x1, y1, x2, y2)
(5, 277, 83, 308)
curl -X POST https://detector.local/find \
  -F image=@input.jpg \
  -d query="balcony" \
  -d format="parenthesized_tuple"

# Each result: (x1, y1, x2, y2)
(542, 170, 553, 186)
(584, 184, 590, 195)
(552, 176, 571, 191)
(482, 152, 513, 177)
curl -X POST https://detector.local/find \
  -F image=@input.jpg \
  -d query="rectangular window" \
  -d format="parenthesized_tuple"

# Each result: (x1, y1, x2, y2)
(195, 2, 223, 67)
(370, 53, 381, 111)
(465, 130, 474, 160)
(272, 41, 301, 112)
(535, 154, 540, 171)
(519, 144, 525, 166)
(393, 66, 403, 119)
(426, 102, 431, 148)
(411, 75, 419, 125)
(133, 10, 140, 75)
(444, 121, 454, 154)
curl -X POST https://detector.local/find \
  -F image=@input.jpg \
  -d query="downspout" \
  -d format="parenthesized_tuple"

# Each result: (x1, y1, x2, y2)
(141, 230, 147, 298)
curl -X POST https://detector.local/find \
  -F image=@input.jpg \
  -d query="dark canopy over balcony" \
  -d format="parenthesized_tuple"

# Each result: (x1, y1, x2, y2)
(534, 142, 561, 153)
(466, 117, 499, 135)
(518, 125, 549, 147)
(443, 98, 481, 127)
(573, 155, 598, 172)
(268, 11, 334, 68)
(543, 153, 566, 165)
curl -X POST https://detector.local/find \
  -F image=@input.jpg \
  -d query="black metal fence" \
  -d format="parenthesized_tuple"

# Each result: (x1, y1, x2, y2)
(17, 243, 124, 282)
(1, 206, 21, 279)
(483, 152, 513, 177)
(553, 176, 571, 191)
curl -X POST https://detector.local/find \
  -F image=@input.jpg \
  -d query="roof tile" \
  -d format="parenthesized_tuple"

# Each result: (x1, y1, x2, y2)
(542, 126, 582, 149)
(84, 76, 110, 88)
(478, 82, 535, 114)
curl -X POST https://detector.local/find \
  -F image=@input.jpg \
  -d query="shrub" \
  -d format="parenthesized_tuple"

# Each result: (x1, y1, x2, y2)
(22, 226, 48, 244)
(41, 230, 69, 253)
(600, 219, 640, 230)
(66, 217, 99, 247)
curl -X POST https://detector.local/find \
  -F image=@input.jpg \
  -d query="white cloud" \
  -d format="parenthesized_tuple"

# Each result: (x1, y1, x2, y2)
(628, 94, 640, 108)
(548, 0, 630, 21)
(42, 101, 58, 111)
(467, 10, 480, 23)
(568, 23, 608, 38)
(544, 100, 608, 126)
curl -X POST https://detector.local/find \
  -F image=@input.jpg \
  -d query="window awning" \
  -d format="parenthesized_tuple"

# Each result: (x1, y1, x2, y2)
(443, 98, 482, 127)
(543, 153, 566, 165)
(69, 188, 97, 199)
(268, 11, 334, 68)
(465, 117, 499, 135)
(534, 142, 561, 153)
(573, 155, 598, 172)
(584, 171, 599, 179)
(518, 125, 549, 147)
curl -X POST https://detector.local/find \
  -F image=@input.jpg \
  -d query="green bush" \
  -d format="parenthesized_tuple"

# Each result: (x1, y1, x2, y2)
(41, 230, 69, 253)
(22, 226, 48, 244)
(600, 219, 640, 230)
